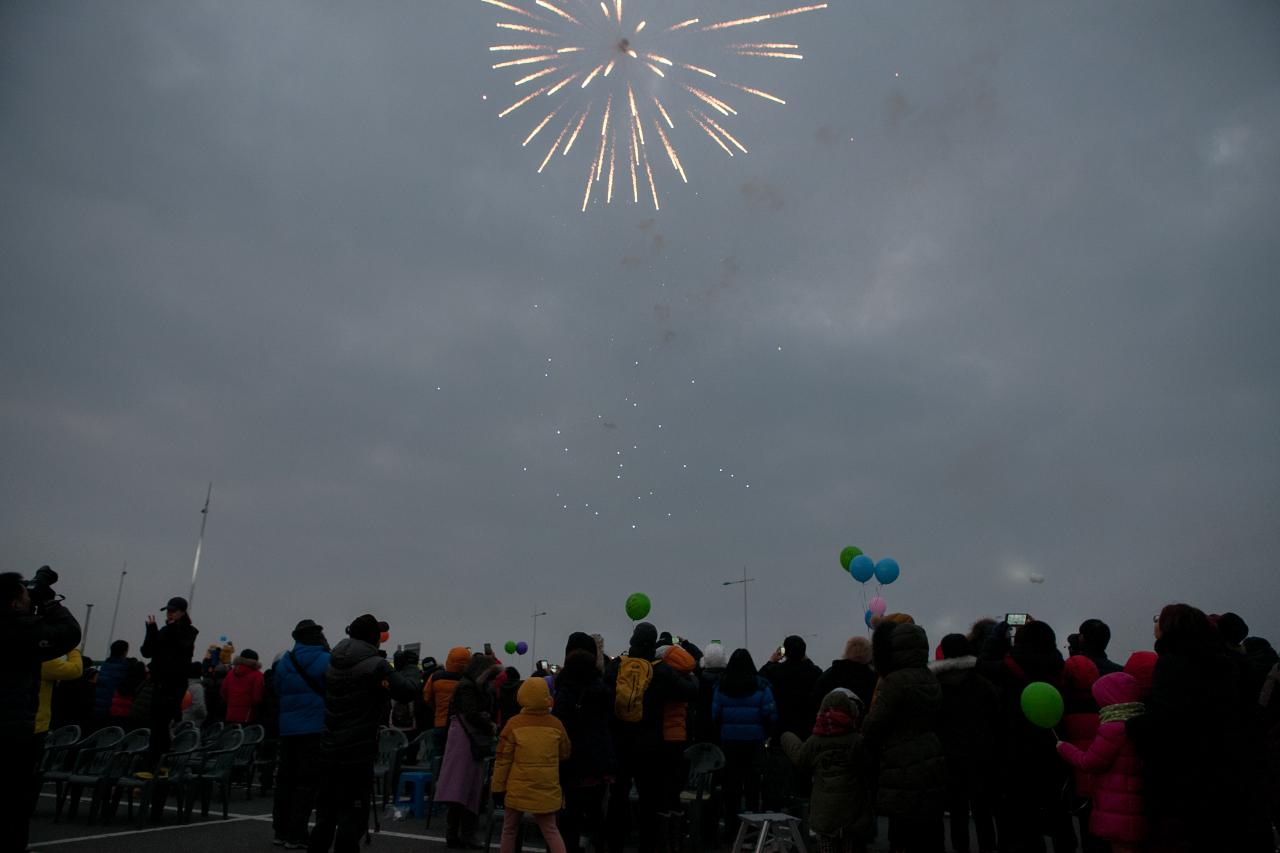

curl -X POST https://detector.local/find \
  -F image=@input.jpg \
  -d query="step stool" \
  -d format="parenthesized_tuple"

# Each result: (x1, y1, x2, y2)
(394, 772, 431, 820)
(731, 812, 807, 853)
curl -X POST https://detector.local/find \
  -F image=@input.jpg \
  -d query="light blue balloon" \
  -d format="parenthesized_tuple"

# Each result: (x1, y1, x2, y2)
(874, 558, 900, 585)
(849, 554, 875, 583)
(864, 609, 875, 628)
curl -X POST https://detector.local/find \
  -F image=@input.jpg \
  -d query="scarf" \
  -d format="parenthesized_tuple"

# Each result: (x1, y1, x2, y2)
(1099, 702, 1145, 724)
(812, 707, 857, 736)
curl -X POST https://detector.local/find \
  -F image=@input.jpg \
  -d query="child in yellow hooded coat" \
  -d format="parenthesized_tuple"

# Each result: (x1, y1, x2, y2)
(491, 677, 572, 853)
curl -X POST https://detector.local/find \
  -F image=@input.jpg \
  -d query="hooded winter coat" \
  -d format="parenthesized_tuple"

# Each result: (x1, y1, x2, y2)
(0, 598, 81, 741)
(1059, 655, 1101, 797)
(862, 622, 946, 819)
(780, 690, 874, 838)
(604, 628, 699, 749)
(275, 642, 331, 736)
(319, 637, 418, 766)
(927, 655, 1000, 771)
(493, 678, 572, 813)
(553, 650, 616, 786)
(36, 650, 84, 734)
(221, 657, 265, 723)
(141, 614, 198, 689)
(1057, 672, 1146, 844)
(660, 644, 697, 742)
(424, 645, 471, 727)
(713, 676, 777, 743)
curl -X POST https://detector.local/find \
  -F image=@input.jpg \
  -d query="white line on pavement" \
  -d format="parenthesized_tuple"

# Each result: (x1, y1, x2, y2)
(30, 816, 254, 846)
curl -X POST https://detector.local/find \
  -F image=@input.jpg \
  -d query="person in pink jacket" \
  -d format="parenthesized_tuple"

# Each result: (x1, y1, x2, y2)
(1055, 672, 1146, 853)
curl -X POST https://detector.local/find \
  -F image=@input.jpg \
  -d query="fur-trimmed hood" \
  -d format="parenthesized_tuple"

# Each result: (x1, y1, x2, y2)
(927, 655, 975, 675)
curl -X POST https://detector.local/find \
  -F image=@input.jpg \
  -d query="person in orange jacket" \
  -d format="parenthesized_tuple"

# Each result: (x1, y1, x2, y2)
(424, 646, 472, 756)
(656, 640, 697, 813)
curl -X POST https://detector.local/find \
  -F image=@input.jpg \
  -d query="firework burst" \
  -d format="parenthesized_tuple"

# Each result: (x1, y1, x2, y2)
(482, 0, 826, 211)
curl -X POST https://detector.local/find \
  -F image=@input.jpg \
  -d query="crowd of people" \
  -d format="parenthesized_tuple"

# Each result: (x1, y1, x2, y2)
(4, 566, 1280, 853)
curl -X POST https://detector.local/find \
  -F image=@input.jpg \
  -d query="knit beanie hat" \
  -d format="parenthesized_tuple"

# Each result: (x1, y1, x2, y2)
(346, 614, 388, 645)
(565, 631, 597, 660)
(629, 622, 658, 657)
(1215, 612, 1249, 646)
(240, 649, 259, 661)
(701, 642, 728, 669)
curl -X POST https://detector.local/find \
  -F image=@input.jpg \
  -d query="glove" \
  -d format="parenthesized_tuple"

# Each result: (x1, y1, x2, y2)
(492, 791, 505, 808)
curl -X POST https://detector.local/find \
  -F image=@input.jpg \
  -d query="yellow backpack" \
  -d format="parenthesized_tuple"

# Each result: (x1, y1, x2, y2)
(613, 655, 655, 722)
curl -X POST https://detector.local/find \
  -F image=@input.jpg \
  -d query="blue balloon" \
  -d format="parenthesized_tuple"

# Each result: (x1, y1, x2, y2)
(219, 635, 228, 643)
(874, 558, 900, 585)
(864, 609, 875, 628)
(849, 554, 876, 583)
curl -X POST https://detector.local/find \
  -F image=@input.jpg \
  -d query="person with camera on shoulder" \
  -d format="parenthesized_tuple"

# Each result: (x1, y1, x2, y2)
(1, 566, 81, 853)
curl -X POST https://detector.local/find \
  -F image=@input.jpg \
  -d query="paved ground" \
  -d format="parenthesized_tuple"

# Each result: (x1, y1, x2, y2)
(30, 788, 917, 852)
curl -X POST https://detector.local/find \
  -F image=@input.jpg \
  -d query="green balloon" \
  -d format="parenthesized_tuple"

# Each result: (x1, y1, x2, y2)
(1020, 682, 1064, 729)
(504, 640, 517, 655)
(625, 592, 652, 621)
(839, 546, 863, 571)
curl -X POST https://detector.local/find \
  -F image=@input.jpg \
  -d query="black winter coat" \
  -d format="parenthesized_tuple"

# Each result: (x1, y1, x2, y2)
(759, 656, 823, 738)
(605, 641, 699, 753)
(813, 659, 877, 711)
(553, 653, 617, 786)
(694, 667, 724, 744)
(0, 601, 81, 740)
(320, 638, 418, 767)
(141, 615, 198, 688)
(928, 656, 1000, 768)
(862, 623, 946, 819)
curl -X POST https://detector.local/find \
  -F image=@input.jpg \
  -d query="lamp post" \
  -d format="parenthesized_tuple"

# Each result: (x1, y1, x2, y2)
(531, 608, 548, 667)
(188, 483, 212, 611)
(722, 566, 755, 650)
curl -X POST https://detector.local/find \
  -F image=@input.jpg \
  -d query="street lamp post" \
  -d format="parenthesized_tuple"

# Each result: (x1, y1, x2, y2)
(107, 563, 127, 648)
(531, 608, 548, 666)
(81, 603, 94, 653)
(722, 566, 755, 650)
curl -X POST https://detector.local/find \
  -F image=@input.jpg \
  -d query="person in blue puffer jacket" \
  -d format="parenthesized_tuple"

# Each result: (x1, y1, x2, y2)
(94, 640, 130, 724)
(712, 649, 777, 841)
(271, 619, 331, 849)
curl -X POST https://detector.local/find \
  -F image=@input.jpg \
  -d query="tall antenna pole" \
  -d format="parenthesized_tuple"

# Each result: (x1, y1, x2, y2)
(108, 563, 127, 647)
(81, 603, 94, 653)
(108, 563, 128, 645)
(722, 565, 755, 651)
(189, 483, 212, 611)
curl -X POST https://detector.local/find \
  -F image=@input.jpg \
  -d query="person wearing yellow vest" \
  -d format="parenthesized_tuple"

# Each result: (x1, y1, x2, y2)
(36, 649, 83, 735)
(491, 677, 571, 853)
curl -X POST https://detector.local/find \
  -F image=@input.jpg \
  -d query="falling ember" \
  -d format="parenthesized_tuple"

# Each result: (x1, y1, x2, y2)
(481, 0, 825, 210)
(702, 4, 827, 31)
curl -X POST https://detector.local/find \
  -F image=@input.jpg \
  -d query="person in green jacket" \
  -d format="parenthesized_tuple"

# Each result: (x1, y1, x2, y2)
(781, 688, 875, 853)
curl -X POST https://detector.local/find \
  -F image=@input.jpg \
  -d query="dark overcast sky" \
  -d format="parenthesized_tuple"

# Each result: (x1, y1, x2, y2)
(3, 0, 1278, 670)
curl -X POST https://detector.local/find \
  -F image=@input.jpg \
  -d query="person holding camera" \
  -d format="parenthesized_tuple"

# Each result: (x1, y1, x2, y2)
(141, 596, 198, 768)
(1, 566, 81, 853)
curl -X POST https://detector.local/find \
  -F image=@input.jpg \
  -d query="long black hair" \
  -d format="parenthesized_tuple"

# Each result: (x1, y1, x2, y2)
(718, 648, 760, 698)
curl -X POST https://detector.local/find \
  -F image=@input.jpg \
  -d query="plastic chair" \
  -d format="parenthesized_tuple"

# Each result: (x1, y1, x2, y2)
(46, 727, 124, 821)
(230, 724, 264, 798)
(107, 726, 202, 825)
(60, 728, 151, 822)
(39, 726, 81, 776)
(181, 728, 245, 820)
(201, 720, 225, 742)
(372, 728, 409, 809)
(422, 740, 448, 828)
(679, 742, 726, 849)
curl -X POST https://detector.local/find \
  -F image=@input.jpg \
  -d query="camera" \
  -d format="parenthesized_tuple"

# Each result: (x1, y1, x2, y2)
(23, 565, 60, 607)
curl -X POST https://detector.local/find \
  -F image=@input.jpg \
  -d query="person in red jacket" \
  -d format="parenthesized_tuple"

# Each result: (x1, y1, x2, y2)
(1060, 655, 1105, 853)
(221, 648, 265, 723)
(1056, 672, 1146, 853)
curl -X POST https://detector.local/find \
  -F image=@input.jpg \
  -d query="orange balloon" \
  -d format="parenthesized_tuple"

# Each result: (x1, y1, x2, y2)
(379, 630, 390, 643)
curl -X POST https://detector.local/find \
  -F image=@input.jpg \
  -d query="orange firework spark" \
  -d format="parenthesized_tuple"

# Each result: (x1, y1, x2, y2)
(483, 0, 825, 210)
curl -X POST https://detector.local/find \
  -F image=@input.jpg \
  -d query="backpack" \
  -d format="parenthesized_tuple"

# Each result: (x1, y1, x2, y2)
(613, 656, 654, 722)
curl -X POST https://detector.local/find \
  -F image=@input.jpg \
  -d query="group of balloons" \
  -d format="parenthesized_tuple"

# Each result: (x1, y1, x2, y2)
(839, 546, 902, 628)
(503, 640, 529, 656)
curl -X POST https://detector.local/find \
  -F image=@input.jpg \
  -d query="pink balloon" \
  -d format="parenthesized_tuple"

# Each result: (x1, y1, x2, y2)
(869, 596, 887, 616)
